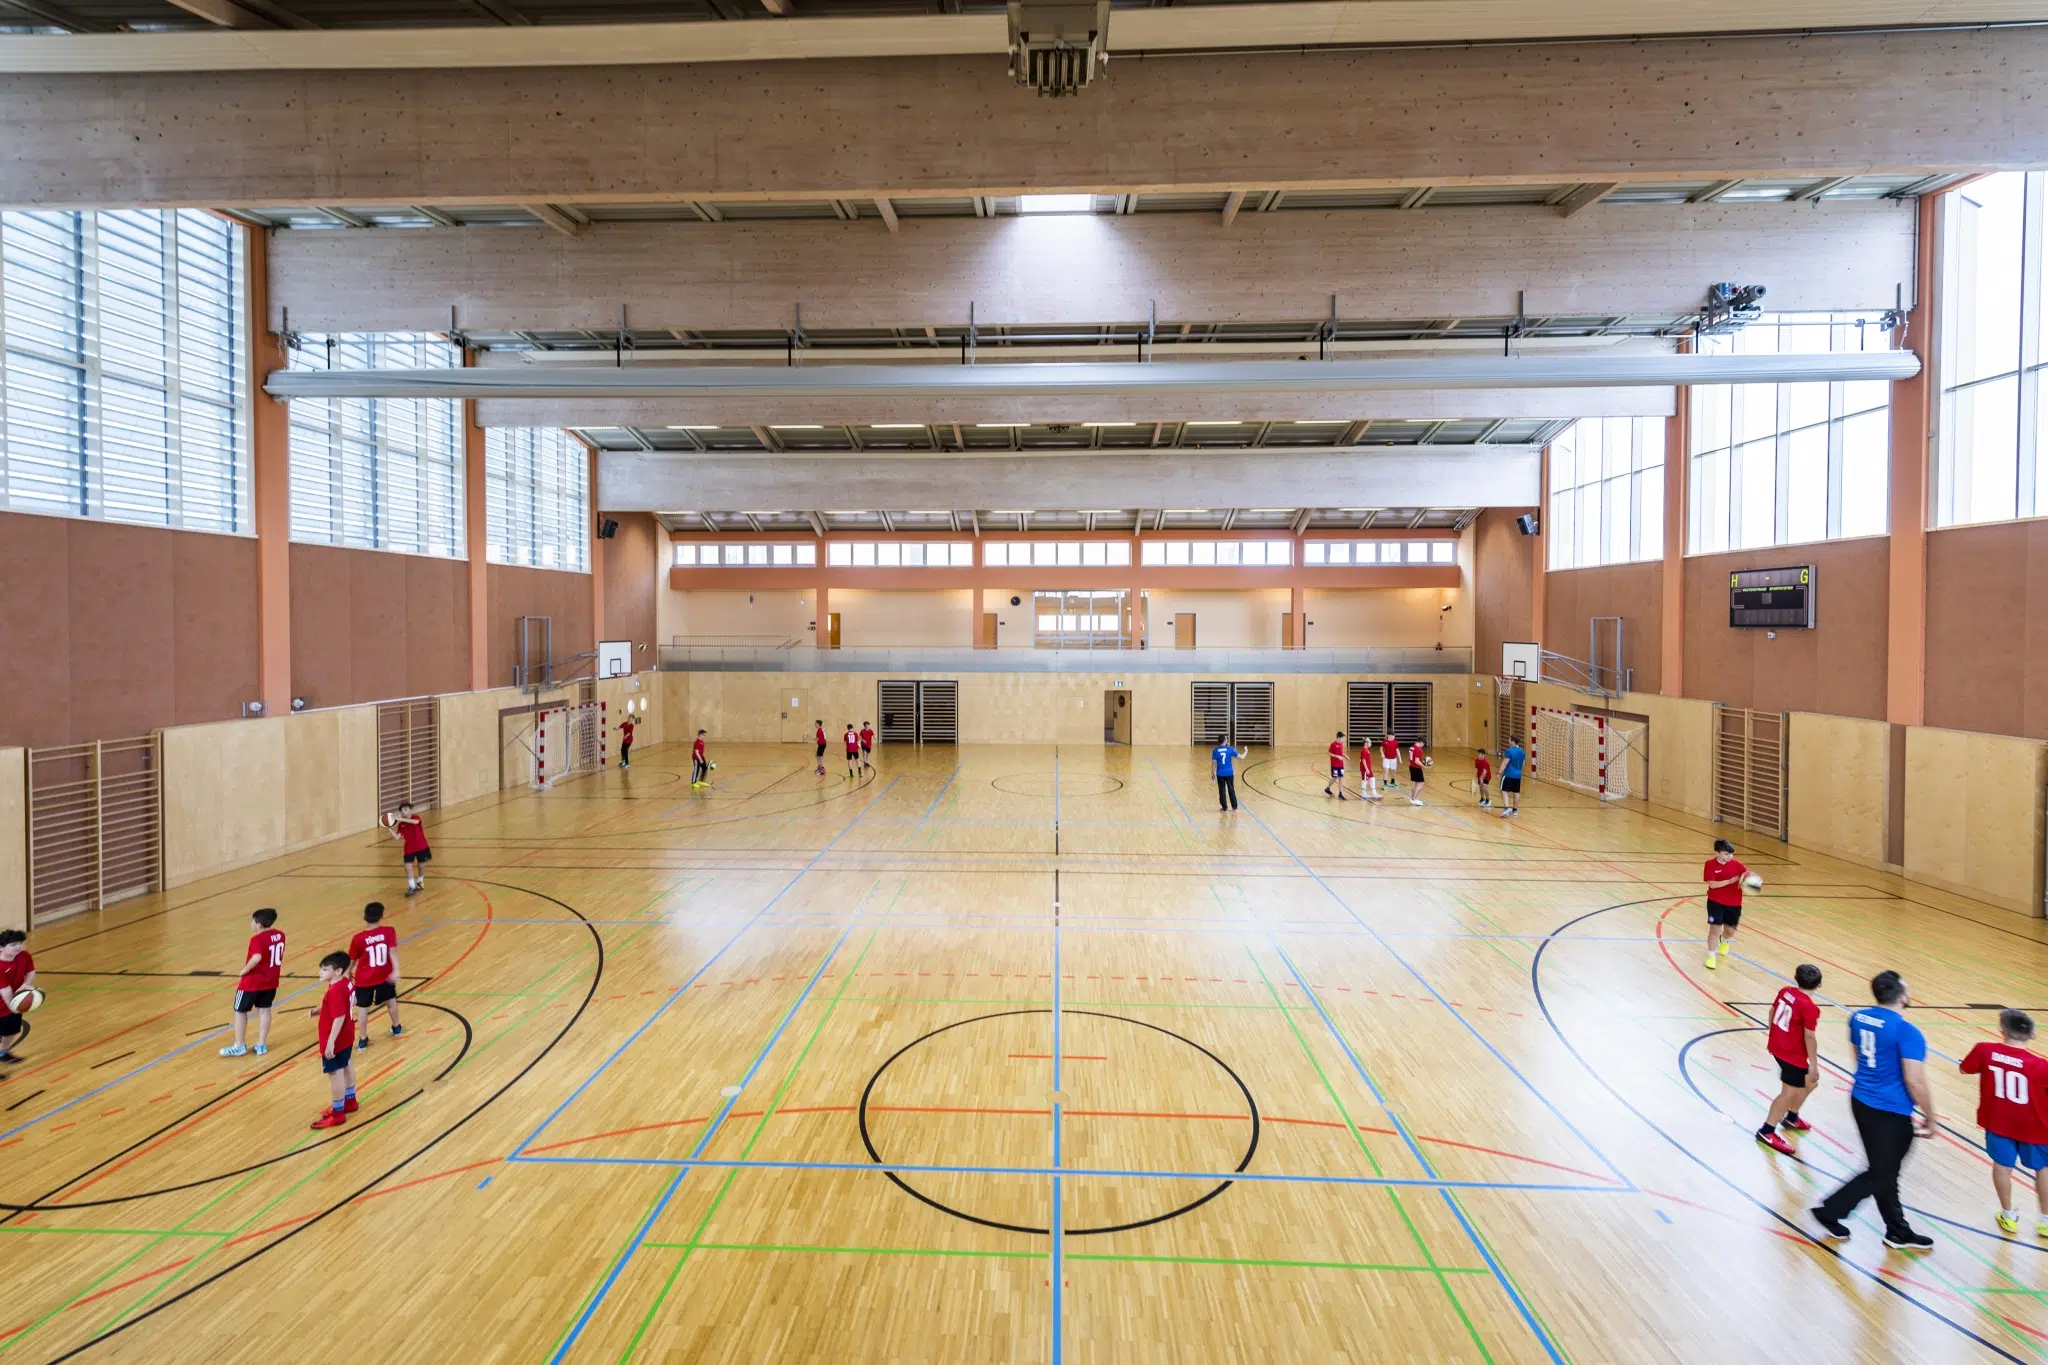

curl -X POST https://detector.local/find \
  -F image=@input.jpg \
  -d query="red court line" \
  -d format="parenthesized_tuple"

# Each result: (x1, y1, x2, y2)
(1656, 901, 1735, 1017)
(431, 883, 496, 987)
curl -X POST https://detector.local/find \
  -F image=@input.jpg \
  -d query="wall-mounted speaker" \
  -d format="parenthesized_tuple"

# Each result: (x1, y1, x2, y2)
(596, 517, 620, 540)
(1514, 513, 1539, 536)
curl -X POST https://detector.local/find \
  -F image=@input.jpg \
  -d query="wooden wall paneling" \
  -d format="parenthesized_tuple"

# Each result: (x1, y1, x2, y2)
(1786, 710, 1890, 868)
(0, 749, 24, 933)
(1903, 726, 2048, 916)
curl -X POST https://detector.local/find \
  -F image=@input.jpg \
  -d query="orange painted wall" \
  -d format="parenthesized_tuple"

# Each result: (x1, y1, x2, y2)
(488, 563, 596, 689)
(1925, 518, 2048, 740)
(1683, 538, 1890, 720)
(600, 510, 661, 668)
(1543, 560, 1665, 695)
(0, 510, 259, 748)
(289, 543, 470, 708)
(1473, 508, 1537, 676)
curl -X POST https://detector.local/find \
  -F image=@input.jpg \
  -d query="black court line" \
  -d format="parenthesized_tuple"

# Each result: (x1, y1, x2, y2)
(44, 876, 606, 1364)
(4, 1090, 43, 1112)
(1531, 895, 2031, 1365)
(87, 1052, 135, 1070)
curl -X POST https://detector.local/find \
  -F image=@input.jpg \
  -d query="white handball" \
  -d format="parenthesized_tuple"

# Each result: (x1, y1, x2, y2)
(1743, 873, 1764, 891)
(708, 761, 718, 771)
(11, 986, 44, 1014)
(380, 811, 398, 830)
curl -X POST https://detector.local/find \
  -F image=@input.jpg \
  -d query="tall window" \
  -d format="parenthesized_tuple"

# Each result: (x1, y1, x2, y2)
(1938, 172, 2048, 526)
(486, 426, 589, 572)
(0, 210, 248, 532)
(1689, 313, 1891, 553)
(288, 333, 464, 557)
(1547, 417, 1665, 569)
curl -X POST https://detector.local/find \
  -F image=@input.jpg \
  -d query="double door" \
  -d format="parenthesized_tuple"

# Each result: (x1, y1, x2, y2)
(1191, 682, 1274, 747)
(1345, 682, 1433, 744)
(878, 681, 960, 744)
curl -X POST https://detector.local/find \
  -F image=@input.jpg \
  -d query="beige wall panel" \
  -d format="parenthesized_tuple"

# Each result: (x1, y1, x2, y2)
(1304, 587, 1469, 649)
(835, 590, 974, 649)
(596, 671, 665, 750)
(1904, 727, 2048, 916)
(439, 686, 526, 806)
(282, 709, 342, 851)
(667, 589, 813, 644)
(1147, 591, 1289, 650)
(1787, 711, 1889, 869)
(0, 748, 24, 934)
(163, 718, 287, 888)
(271, 203, 1914, 334)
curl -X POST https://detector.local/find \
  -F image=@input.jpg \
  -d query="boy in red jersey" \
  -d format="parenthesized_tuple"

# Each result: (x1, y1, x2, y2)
(859, 721, 876, 773)
(843, 724, 861, 781)
(348, 901, 403, 1051)
(1702, 837, 1748, 970)
(1378, 734, 1400, 790)
(222, 907, 285, 1058)
(1358, 735, 1380, 801)
(392, 801, 431, 897)
(691, 729, 710, 787)
(1757, 963, 1823, 1155)
(1324, 731, 1348, 800)
(1961, 1010, 2048, 1235)
(618, 712, 636, 770)
(1406, 738, 1431, 806)
(0, 929, 37, 1063)
(308, 951, 358, 1129)
(814, 720, 827, 777)
(1473, 748, 1493, 808)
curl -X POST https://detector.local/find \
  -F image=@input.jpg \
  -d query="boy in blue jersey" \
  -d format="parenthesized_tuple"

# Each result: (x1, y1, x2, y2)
(1812, 970, 1937, 1249)
(1211, 740, 1244, 812)
(1498, 740, 1527, 818)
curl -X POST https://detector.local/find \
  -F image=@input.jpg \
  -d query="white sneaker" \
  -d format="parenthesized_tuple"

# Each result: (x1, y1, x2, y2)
(1410, 798, 1423, 806)
(220, 1043, 248, 1057)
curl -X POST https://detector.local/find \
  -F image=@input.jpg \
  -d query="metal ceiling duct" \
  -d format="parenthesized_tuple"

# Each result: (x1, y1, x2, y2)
(264, 351, 1918, 402)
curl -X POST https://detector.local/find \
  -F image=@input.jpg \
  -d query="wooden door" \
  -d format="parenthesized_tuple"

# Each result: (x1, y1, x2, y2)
(1174, 614, 1196, 649)
(1281, 612, 1297, 649)
(780, 690, 811, 743)
(980, 612, 998, 648)
(827, 613, 842, 649)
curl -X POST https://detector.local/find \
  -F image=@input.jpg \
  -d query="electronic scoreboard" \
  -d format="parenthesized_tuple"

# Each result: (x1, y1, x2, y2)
(1728, 565, 1815, 628)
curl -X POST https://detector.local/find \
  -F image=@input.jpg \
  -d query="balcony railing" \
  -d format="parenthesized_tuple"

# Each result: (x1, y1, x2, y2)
(658, 644, 1474, 674)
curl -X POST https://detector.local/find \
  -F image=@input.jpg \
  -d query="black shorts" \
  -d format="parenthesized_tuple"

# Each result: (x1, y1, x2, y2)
(1329, 765, 1345, 779)
(321, 1046, 353, 1074)
(234, 988, 276, 1013)
(0, 1012, 22, 1039)
(1706, 900, 1742, 927)
(404, 847, 432, 865)
(815, 743, 827, 757)
(861, 743, 873, 754)
(1500, 776, 1522, 793)
(1777, 1059, 1811, 1088)
(1409, 767, 1425, 783)
(354, 982, 398, 1008)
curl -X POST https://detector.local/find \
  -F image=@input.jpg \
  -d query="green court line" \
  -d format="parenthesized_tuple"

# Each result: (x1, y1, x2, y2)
(618, 878, 904, 1363)
(646, 1240, 1037, 1260)
(633, 1240, 1493, 1275)
(1232, 903, 1502, 1365)
(1069, 1251, 1490, 1273)
(831, 993, 1310, 1012)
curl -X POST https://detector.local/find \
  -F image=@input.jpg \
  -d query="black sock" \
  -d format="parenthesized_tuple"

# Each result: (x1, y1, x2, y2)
(1784, 1110, 1800, 1124)
(1757, 1121, 1775, 1135)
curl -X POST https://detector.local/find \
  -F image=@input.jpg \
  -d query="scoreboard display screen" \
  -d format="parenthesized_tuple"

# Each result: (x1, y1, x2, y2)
(1728, 565, 1815, 628)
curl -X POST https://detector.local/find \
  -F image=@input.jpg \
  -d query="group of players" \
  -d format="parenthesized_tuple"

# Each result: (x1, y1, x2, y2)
(1317, 731, 1528, 815)
(215, 901, 405, 1129)
(810, 720, 877, 780)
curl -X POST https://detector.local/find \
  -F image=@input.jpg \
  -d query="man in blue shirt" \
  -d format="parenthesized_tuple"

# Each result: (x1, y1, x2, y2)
(1812, 970, 1937, 1249)
(1498, 740, 1527, 819)
(1211, 741, 1244, 812)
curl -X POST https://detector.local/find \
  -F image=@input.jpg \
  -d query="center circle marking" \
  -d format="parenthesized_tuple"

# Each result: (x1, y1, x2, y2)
(857, 1008, 1259, 1236)
(990, 773, 1125, 797)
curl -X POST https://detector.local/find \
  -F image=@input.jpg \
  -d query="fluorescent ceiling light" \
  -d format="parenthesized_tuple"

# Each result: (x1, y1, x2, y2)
(1185, 420, 1241, 426)
(772, 424, 824, 430)
(666, 425, 719, 430)
(1018, 194, 1094, 214)
(976, 422, 1028, 428)
(1083, 421, 1136, 427)
(871, 423, 926, 429)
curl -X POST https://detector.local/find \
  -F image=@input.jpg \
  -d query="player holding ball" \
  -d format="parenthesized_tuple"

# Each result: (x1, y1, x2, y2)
(1703, 837, 1761, 969)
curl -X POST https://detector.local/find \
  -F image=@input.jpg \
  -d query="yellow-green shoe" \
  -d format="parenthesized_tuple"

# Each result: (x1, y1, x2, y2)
(1704, 951, 1719, 969)
(1999, 1211, 2021, 1234)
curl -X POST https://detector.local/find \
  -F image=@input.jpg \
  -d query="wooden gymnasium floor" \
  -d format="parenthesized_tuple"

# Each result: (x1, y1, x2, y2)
(7, 740, 2048, 1364)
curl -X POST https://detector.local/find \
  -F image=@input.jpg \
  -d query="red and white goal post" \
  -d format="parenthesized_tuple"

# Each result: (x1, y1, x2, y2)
(1528, 706, 1640, 801)
(532, 700, 607, 790)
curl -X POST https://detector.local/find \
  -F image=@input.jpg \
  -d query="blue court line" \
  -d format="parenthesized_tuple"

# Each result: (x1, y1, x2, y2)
(509, 1153, 1627, 1193)
(538, 825, 894, 1364)
(1147, 759, 1197, 825)
(1050, 746, 1064, 1365)
(0, 920, 443, 1144)
(1244, 803, 1633, 1187)
(916, 762, 962, 826)
(509, 777, 902, 1162)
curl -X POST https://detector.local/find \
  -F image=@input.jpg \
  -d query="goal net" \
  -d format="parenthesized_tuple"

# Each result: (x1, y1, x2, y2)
(1529, 707, 1643, 801)
(533, 701, 607, 789)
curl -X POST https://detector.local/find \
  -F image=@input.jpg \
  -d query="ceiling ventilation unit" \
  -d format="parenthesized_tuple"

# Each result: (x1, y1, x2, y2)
(1008, 0, 1110, 97)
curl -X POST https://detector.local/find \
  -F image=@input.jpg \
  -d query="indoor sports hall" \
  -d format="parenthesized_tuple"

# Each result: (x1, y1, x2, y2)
(1, 6, 2046, 1363)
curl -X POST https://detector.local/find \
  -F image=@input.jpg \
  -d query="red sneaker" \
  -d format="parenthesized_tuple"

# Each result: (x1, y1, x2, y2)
(343, 1096, 359, 1113)
(310, 1110, 347, 1130)
(1782, 1115, 1812, 1132)
(1757, 1129, 1796, 1155)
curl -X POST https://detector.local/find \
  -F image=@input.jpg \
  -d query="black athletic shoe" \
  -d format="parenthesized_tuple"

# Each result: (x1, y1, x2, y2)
(1883, 1229, 1934, 1251)
(1811, 1207, 1852, 1241)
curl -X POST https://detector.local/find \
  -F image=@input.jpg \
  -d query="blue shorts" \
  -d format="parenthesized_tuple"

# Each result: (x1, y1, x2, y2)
(1986, 1133, 2048, 1170)
(321, 1046, 353, 1074)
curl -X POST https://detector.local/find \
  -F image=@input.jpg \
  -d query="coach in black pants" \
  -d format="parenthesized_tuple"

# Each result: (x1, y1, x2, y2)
(1211, 740, 1244, 812)
(1812, 971, 1935, 1249)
